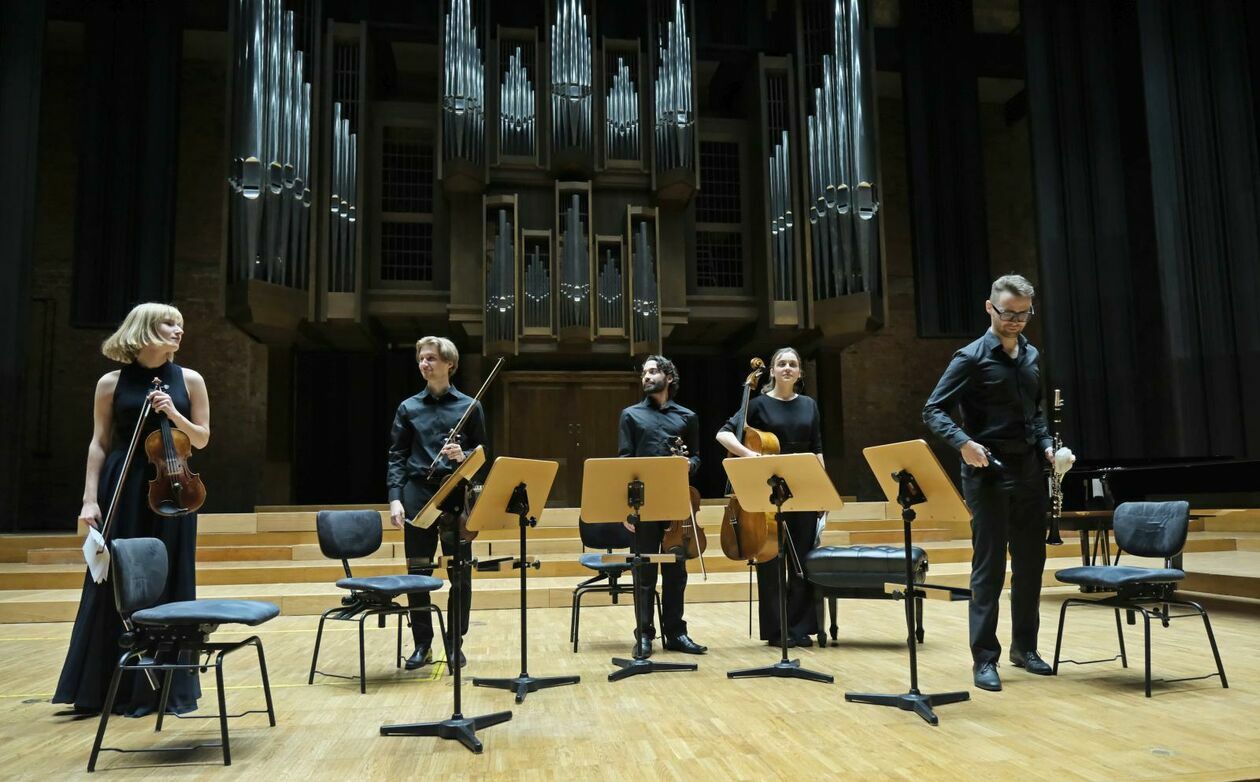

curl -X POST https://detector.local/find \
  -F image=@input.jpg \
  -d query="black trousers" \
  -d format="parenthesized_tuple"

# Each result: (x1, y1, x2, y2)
(633, 521, 688, 639)
(403, 519, 471, 649)
(756, 511, 819, 642)
(962, 449, 1048, 665)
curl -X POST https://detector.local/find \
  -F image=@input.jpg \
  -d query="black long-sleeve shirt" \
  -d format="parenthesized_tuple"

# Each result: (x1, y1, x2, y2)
(720, 394, 823, 455)
(387, 385, 487, 504)
(617, 396, 701, 477)
(922, 330, 1052, 454)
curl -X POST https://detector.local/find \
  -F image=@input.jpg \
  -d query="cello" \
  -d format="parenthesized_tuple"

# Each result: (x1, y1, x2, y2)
(719, 358, 779, 564)
(660, 436, 707, 579)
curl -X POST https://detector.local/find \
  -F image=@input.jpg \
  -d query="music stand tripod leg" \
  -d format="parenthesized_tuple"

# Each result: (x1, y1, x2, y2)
(844, 470, 969, 725)
(474, 483, 581, 703)
(609, 481, 698, 681)
(382, 527, 512, 752)
(726, 477, 833, 683)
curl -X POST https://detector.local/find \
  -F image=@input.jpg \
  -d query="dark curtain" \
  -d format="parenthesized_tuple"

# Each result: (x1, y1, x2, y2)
(71, 0, 182, 327)
(902, 0, 991, 338)
(1136, 0, 1260, 459)
(0, 0, 46, 530)
(1024, 0, 1260, 461)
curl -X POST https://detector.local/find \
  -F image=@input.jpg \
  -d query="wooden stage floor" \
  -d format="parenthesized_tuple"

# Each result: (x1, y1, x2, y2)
(2, 591, 1257, 781)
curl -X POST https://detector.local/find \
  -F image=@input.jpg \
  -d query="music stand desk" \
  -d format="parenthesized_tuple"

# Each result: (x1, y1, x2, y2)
(580, 456, 698, 681)
(723, 453, 843, 684)
(470, 458, 581, 702)
(409, 445, 487, 529)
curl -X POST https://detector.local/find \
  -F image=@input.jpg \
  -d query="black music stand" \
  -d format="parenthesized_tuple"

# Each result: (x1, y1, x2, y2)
(581, 456, 699, 682)
(381, 449, 511, 754)
(724, 453, 843, 684)
(472, 457, 580, 703)
(844, 439, 971, 726)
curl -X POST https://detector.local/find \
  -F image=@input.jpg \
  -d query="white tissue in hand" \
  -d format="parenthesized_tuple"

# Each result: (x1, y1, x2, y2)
(1054, 447, 1075, 477)
(82, 527, 110, 584)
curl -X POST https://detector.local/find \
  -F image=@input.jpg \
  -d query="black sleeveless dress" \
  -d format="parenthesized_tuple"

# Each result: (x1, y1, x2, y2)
(53, 360, 201, 716)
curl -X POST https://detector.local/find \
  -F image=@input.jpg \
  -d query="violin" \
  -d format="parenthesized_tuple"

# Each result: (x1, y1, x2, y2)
(661, 437, 707, 577)
(144, 378, 206, 517)
(719, 358, 779, 564)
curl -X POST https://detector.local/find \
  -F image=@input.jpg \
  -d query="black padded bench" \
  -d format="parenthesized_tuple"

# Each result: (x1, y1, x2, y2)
(804, 545, 928, 648)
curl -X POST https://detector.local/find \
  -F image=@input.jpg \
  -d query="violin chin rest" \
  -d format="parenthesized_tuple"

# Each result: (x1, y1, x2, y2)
(156, 501, 190, 517)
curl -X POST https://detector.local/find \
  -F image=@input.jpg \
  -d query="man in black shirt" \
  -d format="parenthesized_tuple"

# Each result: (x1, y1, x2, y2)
(387, 336, 486, 669)
(923, 274, 1055, 692)
(617, 355, 708, 659)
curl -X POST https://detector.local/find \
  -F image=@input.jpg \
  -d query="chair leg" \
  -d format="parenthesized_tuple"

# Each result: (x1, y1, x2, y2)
(572, 589, 586, 652)
(308, 610, 333, 685)
(430, 604, 448, 649)
(155, 667, 174, 732)
(253, 638, 277, 726)
(87, 652, 130, 772)
(830, 596, 839, 641)
(215, 653, 232, 765)
(915, 597, 925, 644)
(1052, 599, 1073, 674)
(1178, 598, 1230, 689)
(1139, 607, 1153, 697)
(396, 613, 403, 668)
(654, 591, 664, 636)
(813, 597, 826, 648)
(358, 615, 369, 694)
(1113, 609, 1128, 668)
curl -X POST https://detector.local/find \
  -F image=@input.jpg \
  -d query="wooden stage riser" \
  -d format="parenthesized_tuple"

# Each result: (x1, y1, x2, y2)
(0, 569, 1082, 624)
(18, 527, 962, 565)
(3, 536, 1238, 591)
(7, 563, 1256, 625)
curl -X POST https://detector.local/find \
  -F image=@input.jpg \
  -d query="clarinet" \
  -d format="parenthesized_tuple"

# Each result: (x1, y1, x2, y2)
(1046, 388, 1069, 545)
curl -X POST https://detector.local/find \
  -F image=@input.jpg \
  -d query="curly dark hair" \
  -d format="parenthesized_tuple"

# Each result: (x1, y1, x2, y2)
(643, 354, 680, 399)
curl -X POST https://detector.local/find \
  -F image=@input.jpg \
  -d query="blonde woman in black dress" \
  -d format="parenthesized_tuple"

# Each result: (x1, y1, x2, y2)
(53, 302, 210, 716)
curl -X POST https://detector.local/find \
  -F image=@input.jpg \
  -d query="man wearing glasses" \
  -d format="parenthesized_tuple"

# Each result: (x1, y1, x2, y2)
(923, 274, 1055, 692)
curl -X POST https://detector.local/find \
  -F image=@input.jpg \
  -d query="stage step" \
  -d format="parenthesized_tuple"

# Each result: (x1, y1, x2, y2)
(1, 535, 1238, 592)
(6, 548, 1248, 625)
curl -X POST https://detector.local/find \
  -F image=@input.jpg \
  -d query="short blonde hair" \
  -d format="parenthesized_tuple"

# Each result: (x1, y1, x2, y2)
(101, 303, 185, 363)
(415, 336, 459, 373)
(990, 273, 1035, 302)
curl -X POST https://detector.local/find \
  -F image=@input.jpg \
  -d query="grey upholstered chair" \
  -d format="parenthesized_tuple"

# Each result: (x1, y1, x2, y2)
(1053, 501, 1228, 697)
(88, 537, 278, 771)
(307, 509, 446, 693)
(570, 518, 663, 652)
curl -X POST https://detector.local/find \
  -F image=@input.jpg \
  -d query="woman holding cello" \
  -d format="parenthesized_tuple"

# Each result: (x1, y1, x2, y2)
(716, 347, 822, 647)
(54, 302, 209, 716)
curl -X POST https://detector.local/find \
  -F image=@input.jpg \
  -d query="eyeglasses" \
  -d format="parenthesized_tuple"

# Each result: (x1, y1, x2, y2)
(992, 304, 1035, 323)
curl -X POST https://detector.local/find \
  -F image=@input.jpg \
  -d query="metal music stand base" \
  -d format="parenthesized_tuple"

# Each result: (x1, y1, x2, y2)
(843, 689, 970, 727)
(473, 482, 580, 703)
(379, 711, 513, 754)
(728, 658, 834, 683)
(473, 673, 581, 703)
(844, 468, 969, 726)
(609, 657, 697, 682)
(726, 477, 832, 685)
(382, 518, 510, 754)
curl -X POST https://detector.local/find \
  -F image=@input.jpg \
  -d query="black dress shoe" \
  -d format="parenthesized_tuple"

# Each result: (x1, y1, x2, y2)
(405, 644, 433, 670)
(633, 635, 653, 660)
(662, 634, 707, 654)
(1010, 649, 1053, 675)
(973, 661, 1002, 691)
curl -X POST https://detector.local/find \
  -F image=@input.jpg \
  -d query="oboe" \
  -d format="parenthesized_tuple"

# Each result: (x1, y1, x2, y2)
(1046, 388, 1075, 545)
